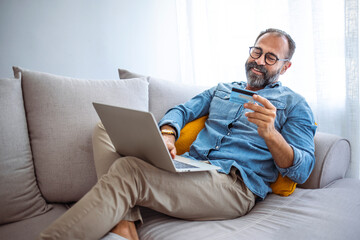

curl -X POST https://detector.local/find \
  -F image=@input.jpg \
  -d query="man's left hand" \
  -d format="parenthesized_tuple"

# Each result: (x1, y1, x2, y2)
(244, 94, 277, 139)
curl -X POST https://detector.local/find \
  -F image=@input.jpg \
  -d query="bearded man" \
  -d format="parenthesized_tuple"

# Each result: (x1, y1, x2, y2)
(39, 28, 316, 240)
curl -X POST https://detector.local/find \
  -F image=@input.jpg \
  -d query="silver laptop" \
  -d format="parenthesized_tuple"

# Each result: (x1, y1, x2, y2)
(93, 102, 220, 173)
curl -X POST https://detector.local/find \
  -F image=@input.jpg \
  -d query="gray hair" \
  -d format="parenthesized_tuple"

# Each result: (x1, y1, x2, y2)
(254, 28, 296, 60)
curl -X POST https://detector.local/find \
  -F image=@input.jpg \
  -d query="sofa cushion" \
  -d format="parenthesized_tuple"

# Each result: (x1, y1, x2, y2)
(118, 68, 148, 80)
(137, 178, 360, 239)
(148, 78, 208, 122)
(16, 67, 149, 202)
(0, 204, 68, 240)
(175, 115, 209, 155)
(0, 78, 51, 224)
(118, 68, 208, 122)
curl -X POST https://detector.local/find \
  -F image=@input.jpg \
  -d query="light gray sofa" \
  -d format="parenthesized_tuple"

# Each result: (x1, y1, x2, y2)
(1, 67, 360, 240)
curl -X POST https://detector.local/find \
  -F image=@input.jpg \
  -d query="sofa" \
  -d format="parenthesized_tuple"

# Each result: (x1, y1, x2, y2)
(1, 66, 360, 240)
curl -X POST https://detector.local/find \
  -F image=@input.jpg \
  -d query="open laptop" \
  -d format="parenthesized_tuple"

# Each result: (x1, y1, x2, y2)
(93, 102, 220, 173)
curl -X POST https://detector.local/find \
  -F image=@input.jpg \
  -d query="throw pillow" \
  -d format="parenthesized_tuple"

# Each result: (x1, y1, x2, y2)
(175, 116, 208, 155)
(118, 68, 147, 80)
(174, 115, 297, 196)
(0, 77, 51, 224)
(15, 67, 149, 202)
(270, 174, 297, 197)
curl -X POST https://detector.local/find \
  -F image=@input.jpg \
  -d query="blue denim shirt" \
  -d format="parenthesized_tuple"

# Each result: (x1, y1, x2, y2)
(158, 81, 317, 199)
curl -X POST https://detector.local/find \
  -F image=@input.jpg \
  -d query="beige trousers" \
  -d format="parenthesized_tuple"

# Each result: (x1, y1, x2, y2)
(38, 123, 256, 240)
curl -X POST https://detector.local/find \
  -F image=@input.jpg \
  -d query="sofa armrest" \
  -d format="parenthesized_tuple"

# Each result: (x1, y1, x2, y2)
(299, 132, 350, 189)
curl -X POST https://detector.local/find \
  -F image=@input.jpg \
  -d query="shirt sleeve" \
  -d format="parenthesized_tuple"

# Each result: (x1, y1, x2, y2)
(158, 86, 216, 140)
(276, 98, 317, 184)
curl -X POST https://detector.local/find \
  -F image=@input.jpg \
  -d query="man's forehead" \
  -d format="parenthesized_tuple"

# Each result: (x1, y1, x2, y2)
(255, 33, 289, 55)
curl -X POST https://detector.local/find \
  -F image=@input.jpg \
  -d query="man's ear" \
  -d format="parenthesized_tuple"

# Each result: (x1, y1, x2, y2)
(280, 61, 292, 75)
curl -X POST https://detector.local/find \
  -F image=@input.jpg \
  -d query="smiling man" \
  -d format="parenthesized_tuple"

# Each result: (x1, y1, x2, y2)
(245, 30, 293, 90)
(39, 28, 317, 240)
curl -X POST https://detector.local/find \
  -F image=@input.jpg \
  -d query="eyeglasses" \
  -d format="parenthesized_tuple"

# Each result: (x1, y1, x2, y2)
(249, 47, 289, 65)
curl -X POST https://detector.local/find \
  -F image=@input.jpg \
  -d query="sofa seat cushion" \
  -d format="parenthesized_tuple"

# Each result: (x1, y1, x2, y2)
(16, 67, 149, 202)
(137, 178, 360, 240)
(0, 78, 51, 225)
(0, 204, 68, 240)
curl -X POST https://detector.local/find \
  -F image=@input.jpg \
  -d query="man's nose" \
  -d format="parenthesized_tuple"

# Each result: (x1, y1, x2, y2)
(255, 54, 266, 65)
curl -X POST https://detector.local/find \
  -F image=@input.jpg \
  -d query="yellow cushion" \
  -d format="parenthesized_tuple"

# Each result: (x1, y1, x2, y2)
(270, 174, 297, 196)
(175, 115, 297, 197)
(175, 116, 208, 155)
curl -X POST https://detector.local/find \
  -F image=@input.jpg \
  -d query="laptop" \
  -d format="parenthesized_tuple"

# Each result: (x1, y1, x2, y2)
(93, 102, 220, 173)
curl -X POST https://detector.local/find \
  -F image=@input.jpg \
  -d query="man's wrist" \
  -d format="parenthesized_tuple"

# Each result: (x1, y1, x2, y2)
(161, 129, 177, 138)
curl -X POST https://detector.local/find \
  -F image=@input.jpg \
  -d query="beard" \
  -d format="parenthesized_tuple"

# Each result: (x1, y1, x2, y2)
(245, 61, 281, 89)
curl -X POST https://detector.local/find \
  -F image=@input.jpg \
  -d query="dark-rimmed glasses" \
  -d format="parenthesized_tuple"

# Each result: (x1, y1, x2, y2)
(249, 47, 289, 65)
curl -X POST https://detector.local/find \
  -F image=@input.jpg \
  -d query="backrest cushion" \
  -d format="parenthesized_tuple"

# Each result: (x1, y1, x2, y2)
(118, 69, 208, 122)
(17, 67, 149, 202)
(0, 78, 51, 224)
(147, 78, 208, 122)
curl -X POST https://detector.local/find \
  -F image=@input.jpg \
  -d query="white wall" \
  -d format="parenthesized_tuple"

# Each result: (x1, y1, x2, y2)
(0, 0, 180, 81)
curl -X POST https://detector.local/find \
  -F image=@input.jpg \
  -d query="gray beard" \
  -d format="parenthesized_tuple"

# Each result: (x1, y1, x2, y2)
(245, 61, 281, 88)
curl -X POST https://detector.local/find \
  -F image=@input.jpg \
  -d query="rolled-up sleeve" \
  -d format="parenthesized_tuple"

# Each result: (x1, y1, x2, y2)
(276, 99, 317, 184)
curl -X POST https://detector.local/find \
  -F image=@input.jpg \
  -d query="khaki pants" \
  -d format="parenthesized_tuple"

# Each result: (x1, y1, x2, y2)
(38, 123, 256, 240)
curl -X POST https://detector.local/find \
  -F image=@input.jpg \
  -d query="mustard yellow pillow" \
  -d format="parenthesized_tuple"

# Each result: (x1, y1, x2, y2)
(175, 115, 296, 196)
(175, 116, 208, 155)
(270, 174, 297, 196)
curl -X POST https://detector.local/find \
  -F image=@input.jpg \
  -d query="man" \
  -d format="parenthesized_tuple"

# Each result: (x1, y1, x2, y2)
(39, 28, 316, 240)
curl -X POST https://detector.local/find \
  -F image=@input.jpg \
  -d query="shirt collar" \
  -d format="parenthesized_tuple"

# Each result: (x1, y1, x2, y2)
(266, 81, 282, 88)
(238, 81, 282, 89)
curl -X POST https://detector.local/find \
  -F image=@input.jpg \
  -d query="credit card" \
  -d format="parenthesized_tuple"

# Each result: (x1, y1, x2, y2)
(229, 87, 256, 104)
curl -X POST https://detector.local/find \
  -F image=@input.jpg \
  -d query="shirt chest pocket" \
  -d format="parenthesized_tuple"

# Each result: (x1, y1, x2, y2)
(209, 90, 241, 121)
(268, 99, 287, 131)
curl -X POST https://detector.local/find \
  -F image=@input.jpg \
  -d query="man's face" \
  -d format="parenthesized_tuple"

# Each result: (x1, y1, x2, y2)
(245, 59, 282, 89)
(245, 33, 290, 89)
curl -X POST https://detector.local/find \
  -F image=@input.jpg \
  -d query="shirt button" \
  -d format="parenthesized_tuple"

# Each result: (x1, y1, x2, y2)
(215, 146, 220, 150)
(227, 132, 231, 136)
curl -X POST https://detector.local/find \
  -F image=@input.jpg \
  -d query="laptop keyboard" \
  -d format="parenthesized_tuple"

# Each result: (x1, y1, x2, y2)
(173, 160, 199, 169)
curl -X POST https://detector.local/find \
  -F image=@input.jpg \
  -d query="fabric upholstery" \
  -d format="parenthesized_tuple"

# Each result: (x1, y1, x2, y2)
(118, 68, 148, 80)
(118, 68, 208, 122)
(269, 174, 297, 196)
(0, 68, 356, 239)
(16, 67, 149, 202)
(148, 78, 209, 122)
(175, 116, 208, 154)
(0, 78, 51, 224)
(137, 178, 360, 240)
(299, 132, 351, 189)
(0, 204, 67, 240)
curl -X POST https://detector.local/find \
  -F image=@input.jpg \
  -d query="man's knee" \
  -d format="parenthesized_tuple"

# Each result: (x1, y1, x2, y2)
(109, 156, 144, 174)
(93, 122, 104, 139)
